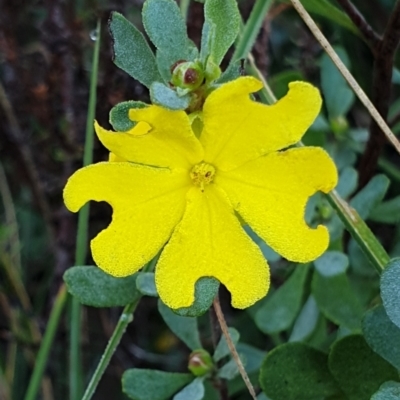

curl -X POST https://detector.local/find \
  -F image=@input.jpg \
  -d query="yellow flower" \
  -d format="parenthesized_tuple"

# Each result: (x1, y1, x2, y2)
(63, 77, 338, 310)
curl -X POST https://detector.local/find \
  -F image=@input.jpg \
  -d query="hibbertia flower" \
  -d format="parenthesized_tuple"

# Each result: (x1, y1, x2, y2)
(63, 76, 338, 309)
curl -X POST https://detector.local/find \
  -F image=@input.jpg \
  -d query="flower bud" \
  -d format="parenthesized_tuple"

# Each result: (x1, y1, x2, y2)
(188, 349, 214, 376)
(171, 61, 205, 90)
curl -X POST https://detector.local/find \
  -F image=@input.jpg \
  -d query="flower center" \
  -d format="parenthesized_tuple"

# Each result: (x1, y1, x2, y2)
(190, 162, 216, 191)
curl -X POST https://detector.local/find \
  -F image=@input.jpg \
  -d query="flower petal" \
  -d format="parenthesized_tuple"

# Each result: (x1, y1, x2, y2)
(216, 147, 338, 262)
(155, 186, 270, 309)
(64, 162, 190, 276)
(201, 77, 322, 171)
(95, 105, 203, 169)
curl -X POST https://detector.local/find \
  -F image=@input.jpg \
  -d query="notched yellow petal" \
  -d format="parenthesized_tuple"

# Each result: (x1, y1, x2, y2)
(201, 76, 322, 171)
(217, 146, 338, 263)
(155, 186, 270, 309)
(64, 162, 189, 277)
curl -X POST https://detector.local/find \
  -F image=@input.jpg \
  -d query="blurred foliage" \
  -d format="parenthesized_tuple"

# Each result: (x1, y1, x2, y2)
(1, 0, 400, 399)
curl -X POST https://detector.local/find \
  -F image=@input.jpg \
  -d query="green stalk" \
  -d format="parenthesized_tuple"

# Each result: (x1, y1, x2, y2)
(327, 190, 390, 272)
(232, 0, 274, 61)
(70, 19, 101, 400)
(80, 296, 141, 400)
(23, 286, 68, 400)
(180, 0, 190, 20)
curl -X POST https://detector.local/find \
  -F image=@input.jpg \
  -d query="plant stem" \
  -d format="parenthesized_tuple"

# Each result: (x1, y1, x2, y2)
(81, 296, 141, 400)
(23, 286, 68, 400)
(289, 0, 400, 158)
(180, 0, 190, 20)
(213, 296, 257, 400)
(232, 0, 274, 61)
(69, 19, 101, 400)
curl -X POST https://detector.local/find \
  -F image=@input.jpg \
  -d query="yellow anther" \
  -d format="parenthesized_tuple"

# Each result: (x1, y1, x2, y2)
(190, 162, 216, 191)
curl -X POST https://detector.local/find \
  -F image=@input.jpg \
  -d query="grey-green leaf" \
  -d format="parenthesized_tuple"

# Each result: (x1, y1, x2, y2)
(371, 382, 400, 400)
(311, 267, 363, 331)
(314, 251, 349, 277)
(173, 377, 205, 400)
(204, 0, 240, 65)
(174, 277, 219, 317)
(328, 335, 398, 400)
(142, 0, 190, 62)
(255, 265, 310, 334)
(109, 101, 147, 132)
(381, 258, 400, 329)
(109, 12, 161, 87)
(158, 300, 202, 350)
(63, 266, 138, 307)
(217, 357, 240, 380)
(136, 272, 158, 297)
(362, 305, 400, 370)
(213, 327, 240, 362)
(321, 46, 355, 119)
(150, 82, 190, 110)
(370, 196, 400, 224)
(350, 174, 390, 220)
(122, 369, 193, 400)
(259, 342, 342, 400)
(289, 295, 320, 342)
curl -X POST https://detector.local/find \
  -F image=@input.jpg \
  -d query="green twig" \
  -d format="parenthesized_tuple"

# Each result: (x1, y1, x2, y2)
(23, 286, 68, 400)
(232, 0, 274, 61)
(81, 296, 141, 400)
(69, 19, 101, 400)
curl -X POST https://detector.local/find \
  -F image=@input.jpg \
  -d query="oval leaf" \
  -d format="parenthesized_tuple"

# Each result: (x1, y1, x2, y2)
(255, 265, 310, 334)
(109, 12, 161, 87)
(174, 277, 219, 317)
(143, 0, 190, 63)
(63, 266, 138, 307)
(381, 258, 400, 329)
(362, 305, 400, 370)
(122, 369, 193, 400)
(328, 334, 398, 400)
(213, 327, 239, 362)
(109, 100, 147, 132)
(173, 377, 205, 400)
(371, 381, 400, 400)
(136, 272, 158, 297)
(259, 342, 342, 400)
(158, 300, 202, 350)
(150, 82, 190, 110)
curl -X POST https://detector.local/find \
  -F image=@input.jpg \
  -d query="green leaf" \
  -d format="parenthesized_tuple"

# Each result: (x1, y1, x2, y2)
(109, 12, 161, 87)
(371, 382, 400, 400)
(336, 166, 358, 199)
(122, 369, 193, 400)
(158, 300, 202, 350)
(370, 196, 400, 224)
(63, 266, 138, 307)
(173, 377, 205, 400)
(217, 357, 240, 380)
(174, 277, 219, 317)
(328, 335, 398, 400)
(314, 251, 349, 276)
(213, 327, 240, 362)
(200, 21, 216, 64)
(259, 342, 342, 400)
(215, 59, 243, 84)
(255, 265, 310, 334)
(204, 0, 240, 65)
(142, 0, 190, 63)
(321, 46, 355, 119)
(236, 343, 265, 374)
(136, 272, 158, 297)
(289, 295, 320, 342)
(362, 305, 400, 370)
(311, 263, 363, 331)
(381, 258, 400, 329)
(269, 70, 304, 100)
(350, 174, 390, 220)
(150, 82, 190, 110)
(109, 101, 147, 132)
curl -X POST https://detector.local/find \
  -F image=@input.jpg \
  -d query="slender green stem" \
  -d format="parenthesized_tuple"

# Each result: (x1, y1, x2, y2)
(70, 19, 101, 400)
(232, 0, 273, 61)
(327, 190, 390, 272)
(180, 0, 190, 20)
(23, 286, 68, 400)
(81, 296, 141, 400)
